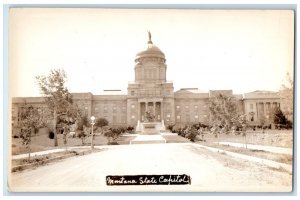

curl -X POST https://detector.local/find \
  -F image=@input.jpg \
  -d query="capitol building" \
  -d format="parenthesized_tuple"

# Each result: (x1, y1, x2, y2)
(12, 34, 281, 131)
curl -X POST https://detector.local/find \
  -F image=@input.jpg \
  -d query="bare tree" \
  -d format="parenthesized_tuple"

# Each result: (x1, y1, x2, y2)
(280, 72, 293, 122)
(36, 69, 74, 146)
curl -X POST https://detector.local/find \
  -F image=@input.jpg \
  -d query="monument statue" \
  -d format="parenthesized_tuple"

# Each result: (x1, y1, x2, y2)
(147, 30, 152, 44)
(145, 109, 155, 122)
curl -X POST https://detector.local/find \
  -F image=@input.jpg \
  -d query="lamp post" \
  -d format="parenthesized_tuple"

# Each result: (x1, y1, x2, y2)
(90, 116, 95, 149)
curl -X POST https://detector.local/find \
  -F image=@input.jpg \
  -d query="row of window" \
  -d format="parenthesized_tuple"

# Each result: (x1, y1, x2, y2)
(176, 105, 207, 109)
(94, 105, 127, 113)
(130, 90, 171, 97)
(176, 114, 208, 122)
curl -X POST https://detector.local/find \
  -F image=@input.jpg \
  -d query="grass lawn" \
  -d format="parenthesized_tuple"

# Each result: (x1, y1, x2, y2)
(11, 148, 102, 172)
(200, 129, 293, 148)
(170, 129, 293, 165)
(198, 142, 293, 165)
(11, 132, 137, 155)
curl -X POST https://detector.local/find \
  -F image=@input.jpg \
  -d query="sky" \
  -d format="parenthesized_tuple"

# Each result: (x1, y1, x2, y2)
(9, 8, 294, 97)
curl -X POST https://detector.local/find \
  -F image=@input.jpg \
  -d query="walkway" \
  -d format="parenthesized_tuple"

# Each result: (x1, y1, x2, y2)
(10, 143, 291, 192)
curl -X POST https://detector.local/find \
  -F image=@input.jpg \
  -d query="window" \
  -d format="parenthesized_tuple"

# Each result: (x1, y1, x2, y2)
(131, 115, 135, 119)
(131, 104, 135, 109)
(113, 105, 117, 113)
(167, 114, 170, 118)
(122, 116, 126, 123)
(176, 105, 180, 109)
(186, 114, 190, 122)
(177, 115, 181, 119)
(194, 105, 198, 109)
(185, 105, 189, 112)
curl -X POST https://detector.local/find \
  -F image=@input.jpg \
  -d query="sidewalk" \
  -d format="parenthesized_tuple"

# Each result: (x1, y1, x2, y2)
(217, 142, 292, 155)
(12, 149, 66, 160)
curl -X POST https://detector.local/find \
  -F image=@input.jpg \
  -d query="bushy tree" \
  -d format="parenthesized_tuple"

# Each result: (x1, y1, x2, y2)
(208, 93, 238, 130)
(272, 107, 288, 129)
(19, 104, 45, 160)
(75, 115, 90, 145)
(104, 127, 123, 144)
(95, 118, 109, 134)
(36, 69, 75, 146)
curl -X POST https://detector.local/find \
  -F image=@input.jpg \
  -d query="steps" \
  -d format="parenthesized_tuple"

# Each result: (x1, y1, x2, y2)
(130, 135, 166, 144)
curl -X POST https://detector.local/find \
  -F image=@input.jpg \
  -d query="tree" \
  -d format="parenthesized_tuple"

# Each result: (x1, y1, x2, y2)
(272, 107, 288, 129)
(237, 114, 248, 148)
(19, 104, 45, 160)
(36, 69, 74, 146)
(280, 72, 293, 122)
(75, 115, 90, 145)
(95, 118, 109, 134)
(104, 127, 123, 145)
(258, 114, 266, 133)
(208, 93, 238, 131)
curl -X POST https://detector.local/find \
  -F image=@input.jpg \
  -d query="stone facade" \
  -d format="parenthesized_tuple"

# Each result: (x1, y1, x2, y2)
(11, 35, 281, 131)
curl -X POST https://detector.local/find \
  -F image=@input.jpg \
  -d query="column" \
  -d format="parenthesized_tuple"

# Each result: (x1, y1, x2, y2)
(154, 101, 156, 121)
(256, 102, 259, 121)
(138, 102, 140, 121)
(146, 101, 148, 111)
(161, 101, 164, 121)
(263, 102, 266, 117)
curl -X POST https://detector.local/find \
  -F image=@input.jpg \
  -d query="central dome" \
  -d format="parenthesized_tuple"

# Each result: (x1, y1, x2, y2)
(135, 32, 166, 62)
(135, 44, 165, 60)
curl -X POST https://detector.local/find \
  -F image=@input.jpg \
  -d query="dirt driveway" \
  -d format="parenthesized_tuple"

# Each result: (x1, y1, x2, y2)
(9, 143, 292, 192)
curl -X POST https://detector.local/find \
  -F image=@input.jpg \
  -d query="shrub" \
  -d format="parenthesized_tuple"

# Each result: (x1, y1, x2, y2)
(127, 126, 134, 133)
(77, 131, 87, 145)
(48, 131, 55, 139)
(167, 124, 175, 131)
(186, 127, 198, 142)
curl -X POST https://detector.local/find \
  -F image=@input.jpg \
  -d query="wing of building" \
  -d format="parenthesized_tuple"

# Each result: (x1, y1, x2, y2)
(11, 34, 281, 133)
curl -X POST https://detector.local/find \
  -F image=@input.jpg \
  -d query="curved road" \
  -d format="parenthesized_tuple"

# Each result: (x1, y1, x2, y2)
(9, 143, 291, 192)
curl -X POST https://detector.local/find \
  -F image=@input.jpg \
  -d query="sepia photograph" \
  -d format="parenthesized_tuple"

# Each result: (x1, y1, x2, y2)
(7, 7, 294, 193)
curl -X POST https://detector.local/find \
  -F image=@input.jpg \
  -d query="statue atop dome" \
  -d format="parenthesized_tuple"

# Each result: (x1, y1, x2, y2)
(147, 30, 152, 44)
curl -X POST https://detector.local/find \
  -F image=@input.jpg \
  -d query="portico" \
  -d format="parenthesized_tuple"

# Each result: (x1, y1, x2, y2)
(138, 98, 163, 122)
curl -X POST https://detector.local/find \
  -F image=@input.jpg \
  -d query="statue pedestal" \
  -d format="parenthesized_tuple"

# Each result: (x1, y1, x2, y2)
(135, 120, 142, 133)
(141, 122, 158, 134)
(140, 121, 166, 135)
